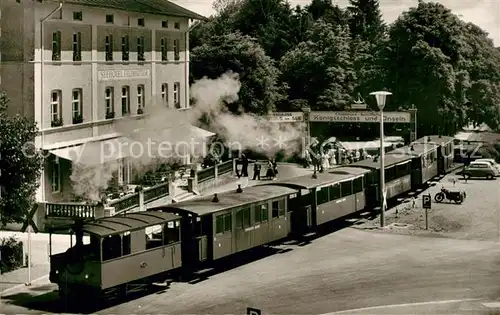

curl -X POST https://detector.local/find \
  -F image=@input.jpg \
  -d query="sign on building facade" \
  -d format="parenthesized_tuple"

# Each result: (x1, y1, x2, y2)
(267, 112, 304, 123)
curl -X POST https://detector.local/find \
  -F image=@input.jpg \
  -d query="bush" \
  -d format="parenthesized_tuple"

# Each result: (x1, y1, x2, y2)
(0, 236, 24, 273)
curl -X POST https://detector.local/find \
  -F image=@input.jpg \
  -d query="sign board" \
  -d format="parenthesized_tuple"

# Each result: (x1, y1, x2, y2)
(21, 204, 39, 233)
(309, 111, 411, 123)
(98, 69, 150, 81)
(247, 308, 261, 315)
(422, 194, 431, 209)
(350, 103, 367, 110)
(268, 112, 304, 123)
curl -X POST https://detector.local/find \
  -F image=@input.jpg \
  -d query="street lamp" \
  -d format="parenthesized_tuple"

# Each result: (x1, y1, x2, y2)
(370, 91, 392, 227)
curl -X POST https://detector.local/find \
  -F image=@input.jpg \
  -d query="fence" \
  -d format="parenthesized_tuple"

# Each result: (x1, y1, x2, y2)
(189, 159, 235, 192)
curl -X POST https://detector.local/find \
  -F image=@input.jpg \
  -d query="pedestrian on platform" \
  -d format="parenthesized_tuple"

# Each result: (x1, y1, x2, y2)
(253, 162, 261, 180)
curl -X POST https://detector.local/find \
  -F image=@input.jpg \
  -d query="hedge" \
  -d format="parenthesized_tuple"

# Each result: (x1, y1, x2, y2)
(0, 236, 24, 273)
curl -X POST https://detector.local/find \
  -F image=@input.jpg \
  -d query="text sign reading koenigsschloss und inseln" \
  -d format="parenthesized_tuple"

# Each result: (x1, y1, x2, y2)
(98, 69, 150, 81)
(309, 111, 411, 123)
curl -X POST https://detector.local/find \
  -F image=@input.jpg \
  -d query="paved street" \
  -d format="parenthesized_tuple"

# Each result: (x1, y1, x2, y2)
(3, 228, 500, 314)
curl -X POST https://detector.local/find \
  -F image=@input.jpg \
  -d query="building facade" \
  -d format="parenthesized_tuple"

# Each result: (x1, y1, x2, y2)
(0, 0, 206, 203)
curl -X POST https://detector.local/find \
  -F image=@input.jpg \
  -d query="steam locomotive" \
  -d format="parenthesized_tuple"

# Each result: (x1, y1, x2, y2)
(49, 135, 454, 306)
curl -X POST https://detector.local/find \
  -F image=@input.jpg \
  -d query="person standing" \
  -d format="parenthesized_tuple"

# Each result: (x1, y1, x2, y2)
(241, 153, 249, 177)
(252, 162, 261, 180)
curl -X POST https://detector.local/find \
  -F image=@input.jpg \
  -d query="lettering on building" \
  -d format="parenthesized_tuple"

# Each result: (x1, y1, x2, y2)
(98, 69, 150, 81)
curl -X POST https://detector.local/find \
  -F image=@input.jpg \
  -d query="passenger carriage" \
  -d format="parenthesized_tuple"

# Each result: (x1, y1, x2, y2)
(387, 142, 439, 187)
(263, 169, 369, 235)
(49, 212, 182, 302)
(413, 135, 454, 174)
(149, 185, 296, 268)
(349, 154, 413, 207)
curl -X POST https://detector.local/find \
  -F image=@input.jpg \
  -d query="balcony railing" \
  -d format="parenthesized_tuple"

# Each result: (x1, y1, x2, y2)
(197, 166, 215, 184)
(46, 202, 96, 218)
(109, 192, 140, 213)
(218, 160, 233, 176)
(143, 182, 169, 203)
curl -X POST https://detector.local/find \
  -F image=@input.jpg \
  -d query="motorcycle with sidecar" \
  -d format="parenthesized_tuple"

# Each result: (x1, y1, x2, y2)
(434, 186, 466, 204)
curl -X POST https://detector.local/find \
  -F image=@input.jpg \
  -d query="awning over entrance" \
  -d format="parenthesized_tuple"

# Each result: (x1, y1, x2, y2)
(49, 137, 131, 166)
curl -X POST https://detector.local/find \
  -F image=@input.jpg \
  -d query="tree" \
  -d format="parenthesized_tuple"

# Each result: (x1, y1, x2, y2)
(191, 32, 283, 114)
(347, 0, 387, 97)
(279, 20, 356, 111)
(382, 2, 468, 135)
(0, 92, 43, 225)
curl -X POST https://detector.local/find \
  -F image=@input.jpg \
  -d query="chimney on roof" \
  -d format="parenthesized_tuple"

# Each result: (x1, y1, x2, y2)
(212, 193, 219, 203)
(438, 134, 442, 138)
(427, 136, 431, 142)
(236, 184, 243, 193)
(410, 145, 414, 151)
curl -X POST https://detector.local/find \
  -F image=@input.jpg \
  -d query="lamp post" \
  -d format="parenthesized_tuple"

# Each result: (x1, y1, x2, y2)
(370, 91, 392, 227)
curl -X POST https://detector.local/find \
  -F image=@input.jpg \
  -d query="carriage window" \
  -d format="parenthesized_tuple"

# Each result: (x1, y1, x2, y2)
(193, 216, 202, 236)
(146, 225, 163, 249)
(216, 215, 224, 234)
(396, 162, 410, 177)
(317, 186, 329, 205)
(122, 232, 131, 256)
(164, 220, 180, 244)
(301, 189, 310, 195)
(272, 199, 286, 218)
(102, 234, 121, 261)
(341, 181, 353, 197)
(216, 213, 232, 234)
(329, 183, 341, 200)
(236, 208, 251, 228)
(353, 177, 363, 193)
(385, 166, 396, 182)
(254, 204, 268, 224)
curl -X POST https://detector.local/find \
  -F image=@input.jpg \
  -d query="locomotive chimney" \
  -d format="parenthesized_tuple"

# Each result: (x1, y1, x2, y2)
(212, 193, 219, 202)
(427, 136, 431, 142)
(236, 184, 243, 193)
(410, 145, 414, 151)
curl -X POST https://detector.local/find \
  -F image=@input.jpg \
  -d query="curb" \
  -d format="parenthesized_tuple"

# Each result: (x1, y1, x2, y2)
(0, 275, 49, 296)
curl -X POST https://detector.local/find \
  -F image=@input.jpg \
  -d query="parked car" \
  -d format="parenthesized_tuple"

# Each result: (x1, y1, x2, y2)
(460, 161, 498, 179)
(474, 158, 500, 174)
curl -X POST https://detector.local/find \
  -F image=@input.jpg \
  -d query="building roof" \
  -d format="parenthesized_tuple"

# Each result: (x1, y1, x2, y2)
(53, 0, 207, 20)
(150, 185, 297, 216)
(82, 211, 180, 237)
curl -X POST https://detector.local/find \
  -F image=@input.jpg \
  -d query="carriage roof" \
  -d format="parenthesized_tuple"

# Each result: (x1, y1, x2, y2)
(150, 185, 296, 216)
(414, 135, 454, 145)
(82, 211, 181, 237)
(262, 171, 360, 190)
(349, 154, 411, 170)
(387, 142, 438, 156)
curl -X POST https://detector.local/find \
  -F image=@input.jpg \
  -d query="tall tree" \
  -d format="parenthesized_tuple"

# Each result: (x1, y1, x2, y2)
(306, 0, 348, 26)
(0, 92, 43, 225)
(383, 2, 468, 135)
(279, 20, 356, 111)
(191, 32, 283, 114)
(347, 0, 386, 98)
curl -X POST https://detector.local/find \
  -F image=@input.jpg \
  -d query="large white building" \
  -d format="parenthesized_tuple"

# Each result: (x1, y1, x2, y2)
(0, 0, 208, 203)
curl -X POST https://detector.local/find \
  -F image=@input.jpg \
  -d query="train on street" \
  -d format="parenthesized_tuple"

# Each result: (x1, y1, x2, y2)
(49, 135, 455, 306)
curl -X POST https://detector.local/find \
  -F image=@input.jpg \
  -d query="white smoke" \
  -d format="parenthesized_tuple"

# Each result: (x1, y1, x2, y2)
(69, 71, 303, 202)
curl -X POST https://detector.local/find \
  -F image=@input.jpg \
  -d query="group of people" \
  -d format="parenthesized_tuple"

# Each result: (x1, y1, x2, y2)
(236, 154, 278, 180)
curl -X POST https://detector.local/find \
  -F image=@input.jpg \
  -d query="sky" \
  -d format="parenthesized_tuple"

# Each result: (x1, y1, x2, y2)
(173, 0, 500, 46)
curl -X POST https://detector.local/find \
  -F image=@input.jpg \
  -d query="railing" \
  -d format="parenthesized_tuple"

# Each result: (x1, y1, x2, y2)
(45, 202, 96, 218)
(218, 160, 233, 176)
(143, 182, 169, 203)
(197, 166, 216, 183)
(109, 193, 140, 213)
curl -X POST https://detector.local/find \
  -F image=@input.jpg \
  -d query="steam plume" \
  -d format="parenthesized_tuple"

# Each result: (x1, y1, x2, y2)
(69, 71, 303, 202)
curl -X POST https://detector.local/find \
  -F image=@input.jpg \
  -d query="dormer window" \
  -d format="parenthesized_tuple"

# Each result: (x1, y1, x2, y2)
(106, 14, 114, 24)
(138, 18, 145, 26)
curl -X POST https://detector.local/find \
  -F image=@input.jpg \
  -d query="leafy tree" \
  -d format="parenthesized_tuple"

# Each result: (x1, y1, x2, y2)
(191, 32, 283, 114)
(0, 92, 43, 225)
(279, 20, 356, 111)
(347, 0, 387, 97)
(382, 2, 468, 135)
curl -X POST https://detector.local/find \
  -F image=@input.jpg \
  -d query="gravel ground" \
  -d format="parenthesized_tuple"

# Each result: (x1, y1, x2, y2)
(354, 171, 500, 241)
